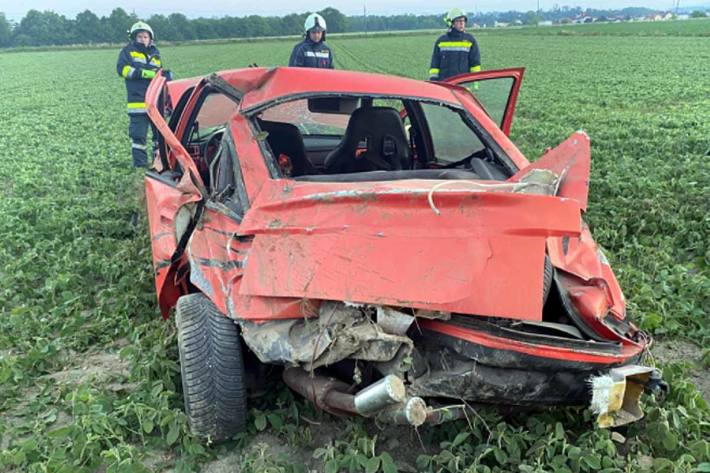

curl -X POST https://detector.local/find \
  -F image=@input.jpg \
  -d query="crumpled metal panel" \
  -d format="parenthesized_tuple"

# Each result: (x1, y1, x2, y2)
(236, 182, 581, 321)
(144, 177, 191, 318)
(512, 131, 591, 211)
(186, 207, 315, 321)
(239, 302, 413, 370)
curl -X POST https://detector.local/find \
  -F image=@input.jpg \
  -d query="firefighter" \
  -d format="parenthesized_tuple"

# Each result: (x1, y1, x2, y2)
(429, 8, 481, 81)
(116, 21, 162, 168)
(289, 13, 334, 69)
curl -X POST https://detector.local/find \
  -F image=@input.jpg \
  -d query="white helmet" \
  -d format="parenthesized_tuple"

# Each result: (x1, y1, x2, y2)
(129, 21, 154, 40)
(445, 8, 468, 27)
(304, 13, 327, 33)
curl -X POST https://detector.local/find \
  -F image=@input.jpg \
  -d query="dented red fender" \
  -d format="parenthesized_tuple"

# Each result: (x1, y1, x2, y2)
(186, 207, 317, 320)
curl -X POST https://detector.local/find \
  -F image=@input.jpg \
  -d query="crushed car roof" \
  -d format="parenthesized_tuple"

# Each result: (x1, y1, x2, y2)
(208, 67, 464, 113)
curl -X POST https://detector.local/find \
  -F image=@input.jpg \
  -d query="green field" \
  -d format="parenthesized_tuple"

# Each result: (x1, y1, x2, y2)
(0, 23, 709, 472)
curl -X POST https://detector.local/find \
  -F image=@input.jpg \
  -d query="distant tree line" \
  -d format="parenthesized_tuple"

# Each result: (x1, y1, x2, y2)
(0, 6, 704, 48)
(0, 8, 350, 47)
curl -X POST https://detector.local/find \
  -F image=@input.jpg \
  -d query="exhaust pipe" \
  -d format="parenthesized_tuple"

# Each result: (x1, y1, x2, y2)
(283, 368, 426, 426)
(376, 397, 428, 427)
(354, 375, 406, 415)
(283, 367, 356, 415)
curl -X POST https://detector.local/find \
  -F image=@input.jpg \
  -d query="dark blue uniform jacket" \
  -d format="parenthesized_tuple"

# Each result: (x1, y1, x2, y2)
(289, 37, 334, 69)
(116, 41, 162, 113)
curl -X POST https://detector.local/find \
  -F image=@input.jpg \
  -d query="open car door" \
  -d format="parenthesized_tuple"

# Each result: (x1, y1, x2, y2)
(143, 71, 206, 317)
(443, 67, 524, 136)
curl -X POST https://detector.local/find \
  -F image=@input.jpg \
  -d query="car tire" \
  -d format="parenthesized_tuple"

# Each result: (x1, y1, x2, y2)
(543, 255, 554, 305)
(175, 293, 247, 443)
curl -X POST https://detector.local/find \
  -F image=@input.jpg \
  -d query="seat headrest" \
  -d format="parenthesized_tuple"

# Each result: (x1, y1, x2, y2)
(349, 106, 402, 125)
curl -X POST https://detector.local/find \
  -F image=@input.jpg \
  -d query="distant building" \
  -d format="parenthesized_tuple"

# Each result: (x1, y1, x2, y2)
(677, 14, 690, 20)
(494, 21, 509, 27)
(538, 20, 553, 26)
(573, 15, 594, 24)
(645, 12, 674, 21)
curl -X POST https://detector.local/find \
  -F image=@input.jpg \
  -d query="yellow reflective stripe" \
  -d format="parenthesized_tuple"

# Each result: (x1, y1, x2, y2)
(429, 68, 440, 75)
(121, 65, 132, 78)
(150, 58, 161, 66)
(127, 102, 146, 109)
(470, 65, 482, 73)
(439, 41, 473, 48)
(129, 51, 147, 60)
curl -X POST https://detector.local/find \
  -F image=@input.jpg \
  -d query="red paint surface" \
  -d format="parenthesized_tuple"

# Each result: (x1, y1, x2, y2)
(143, 177, 183, 318)
(187, 208, 318, 321)
(513, 131, 591, 211)
(233, 180, 581, 320)
(145, 66, 643, 359)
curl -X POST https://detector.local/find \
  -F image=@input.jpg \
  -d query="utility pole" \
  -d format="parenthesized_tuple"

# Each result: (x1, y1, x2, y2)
(364, 3, 367, 33)
(537, 0, 541, 26)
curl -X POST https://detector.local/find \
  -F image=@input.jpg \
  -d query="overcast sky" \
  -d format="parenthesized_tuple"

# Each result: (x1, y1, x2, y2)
(0, 0, 685, 21)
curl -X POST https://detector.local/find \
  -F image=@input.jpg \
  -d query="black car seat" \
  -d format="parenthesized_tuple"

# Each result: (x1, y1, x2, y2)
(258, 119, 315, 177)
(324, 106, 410, 174)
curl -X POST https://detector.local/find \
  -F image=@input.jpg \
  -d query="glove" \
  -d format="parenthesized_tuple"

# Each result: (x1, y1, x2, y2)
(141, 69, 157, 80)
(163, 69, 174, 81)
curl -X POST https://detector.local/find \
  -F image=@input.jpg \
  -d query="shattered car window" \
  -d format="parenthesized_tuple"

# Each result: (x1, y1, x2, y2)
(259, 99, 350, 136)
(194, 93, 240, 137)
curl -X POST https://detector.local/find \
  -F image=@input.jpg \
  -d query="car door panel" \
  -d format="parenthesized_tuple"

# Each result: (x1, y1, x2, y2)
(443, 67, 525, 136)
(144, 72, 206, 315)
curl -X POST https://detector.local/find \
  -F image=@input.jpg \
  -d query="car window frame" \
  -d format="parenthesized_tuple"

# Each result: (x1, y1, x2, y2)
(248, 93, 516, 179)
(179, 87, 240, 149)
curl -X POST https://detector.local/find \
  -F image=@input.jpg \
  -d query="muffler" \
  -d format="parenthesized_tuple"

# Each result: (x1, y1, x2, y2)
(283, 368, 427, 426)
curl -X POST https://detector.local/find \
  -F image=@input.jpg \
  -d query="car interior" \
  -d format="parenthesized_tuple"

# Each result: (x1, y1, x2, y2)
(172, 85, 519, 192)
(252, 95, 514, 183)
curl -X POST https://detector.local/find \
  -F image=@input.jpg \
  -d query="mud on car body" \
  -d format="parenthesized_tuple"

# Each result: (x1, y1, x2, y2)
(141, 66, 664, 442)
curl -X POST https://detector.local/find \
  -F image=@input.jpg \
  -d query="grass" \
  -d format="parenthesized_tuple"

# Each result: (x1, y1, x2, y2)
(0, 24, 708, 472)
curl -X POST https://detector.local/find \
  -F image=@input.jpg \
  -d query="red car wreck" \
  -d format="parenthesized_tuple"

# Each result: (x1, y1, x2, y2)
(142, 66, 663, 442)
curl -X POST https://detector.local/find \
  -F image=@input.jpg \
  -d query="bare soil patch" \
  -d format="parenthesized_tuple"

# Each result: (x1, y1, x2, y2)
(652, 339, 709, 401)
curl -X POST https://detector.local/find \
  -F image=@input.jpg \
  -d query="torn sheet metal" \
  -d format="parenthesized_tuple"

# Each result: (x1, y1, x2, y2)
(376, 306, 415, 336)
(144, 177, 191, 318)
(511, 131, 591, 211)
(239, 301, 413, 370)
(547, 223, 627, 324)
(516, 169, 560, 196)
(590, 365, 657, 428)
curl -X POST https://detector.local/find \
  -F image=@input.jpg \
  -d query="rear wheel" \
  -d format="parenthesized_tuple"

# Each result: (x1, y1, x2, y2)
(175, 293, 247, 443)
